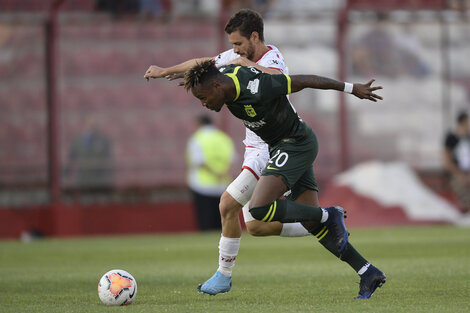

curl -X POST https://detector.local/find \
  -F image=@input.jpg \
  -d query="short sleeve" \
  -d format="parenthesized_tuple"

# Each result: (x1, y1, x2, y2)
(256, 46, 288, 74)
(214, 49, 238, 67)
(257, 73, 291, 101)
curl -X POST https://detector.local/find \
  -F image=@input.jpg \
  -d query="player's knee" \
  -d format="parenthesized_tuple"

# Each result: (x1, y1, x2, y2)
(248, 203, 271, 221)
(219, 191, 241, 219)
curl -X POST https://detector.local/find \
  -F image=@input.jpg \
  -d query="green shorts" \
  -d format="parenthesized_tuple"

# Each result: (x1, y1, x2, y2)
(262, 126, 319, 200)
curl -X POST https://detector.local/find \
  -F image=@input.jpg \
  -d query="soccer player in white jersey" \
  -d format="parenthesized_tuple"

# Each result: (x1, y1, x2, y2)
(145, 9, 312, 295)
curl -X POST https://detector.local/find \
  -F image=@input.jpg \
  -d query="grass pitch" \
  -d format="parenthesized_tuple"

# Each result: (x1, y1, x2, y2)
(0, 225, 469, 313)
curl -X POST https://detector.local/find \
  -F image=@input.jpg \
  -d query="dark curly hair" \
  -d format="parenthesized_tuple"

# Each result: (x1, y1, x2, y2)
(184, 59, 220, 91)
(225, 8, 264, 41)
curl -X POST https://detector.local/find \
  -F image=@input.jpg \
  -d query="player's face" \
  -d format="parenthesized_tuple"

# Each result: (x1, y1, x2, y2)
(228, 30, 255, 61)
(191, 83, 225, 112)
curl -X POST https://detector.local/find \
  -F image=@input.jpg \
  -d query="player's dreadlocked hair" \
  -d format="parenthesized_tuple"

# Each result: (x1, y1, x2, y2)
(184, 59, 219, 91)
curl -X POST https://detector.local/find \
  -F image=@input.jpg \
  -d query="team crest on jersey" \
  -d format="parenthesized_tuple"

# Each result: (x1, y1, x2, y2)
(244, 104, 257, 117)
(247, 79, 259, 94)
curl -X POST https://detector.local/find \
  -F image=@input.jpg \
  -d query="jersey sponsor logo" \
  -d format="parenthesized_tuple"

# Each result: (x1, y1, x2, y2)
(266, 165, 279, 170)
(247, 79, 259, 94)
(244, 104, 257, 117)
(243, 118, 266, 130)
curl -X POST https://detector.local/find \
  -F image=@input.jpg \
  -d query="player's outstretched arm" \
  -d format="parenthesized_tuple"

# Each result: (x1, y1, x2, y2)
(228, 56, 282, 74)
(144, 57, 213, 81)
(290, 75, 383, 102)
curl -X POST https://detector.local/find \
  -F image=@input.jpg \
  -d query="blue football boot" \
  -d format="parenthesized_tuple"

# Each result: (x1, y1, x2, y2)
(356, 265, 386, 299)
(324, 206, 349, 254)
(197, 271, 232, 295)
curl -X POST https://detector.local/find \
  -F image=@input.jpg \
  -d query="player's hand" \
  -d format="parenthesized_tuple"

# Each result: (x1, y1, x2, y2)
(144, 65, 167, 81)
(352, 79, 383, 102)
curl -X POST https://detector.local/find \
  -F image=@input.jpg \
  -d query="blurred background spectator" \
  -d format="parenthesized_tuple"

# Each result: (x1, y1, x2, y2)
(186, 115, 235, 231)
(443, 111, 470, 213)
(95, 0, 172, 18)
(64, 116, 115, 197)
(95, 0, 140, 15)
(139, 0, 172, 19)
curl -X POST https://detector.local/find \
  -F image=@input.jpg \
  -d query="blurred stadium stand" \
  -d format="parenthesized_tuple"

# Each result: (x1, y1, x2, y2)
(0, 0, 469, 237)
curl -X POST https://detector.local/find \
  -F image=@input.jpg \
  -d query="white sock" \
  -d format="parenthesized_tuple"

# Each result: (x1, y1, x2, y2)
(217, 235, 241, 277)
(280, 223, 310, 237)
(358, 263, 371, 275)
(320, 208, 329, 223)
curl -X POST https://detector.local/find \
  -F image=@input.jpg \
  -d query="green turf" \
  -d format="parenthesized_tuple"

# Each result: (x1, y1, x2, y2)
(0, 225, 469, 313)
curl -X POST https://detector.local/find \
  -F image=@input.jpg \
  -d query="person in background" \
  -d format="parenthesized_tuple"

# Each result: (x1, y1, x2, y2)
(95, 0, 140, 15)
(139, 0, 172, 19)
(443, 111, 470, 213)
(186, 114, 235, 231)
(64, 117, 114, 196)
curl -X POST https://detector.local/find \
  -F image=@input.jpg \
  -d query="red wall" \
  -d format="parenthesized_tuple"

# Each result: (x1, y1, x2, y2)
(0, 201, 199, 239)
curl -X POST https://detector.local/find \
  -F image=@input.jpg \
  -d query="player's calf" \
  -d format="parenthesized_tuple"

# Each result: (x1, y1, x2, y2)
(249, 199, 323, 223)
(245, 220, 282, 236)
(243, 201, 310, 237)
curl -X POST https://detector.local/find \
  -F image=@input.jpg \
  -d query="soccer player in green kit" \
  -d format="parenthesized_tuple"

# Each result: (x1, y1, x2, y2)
(184, 60, 386, 299)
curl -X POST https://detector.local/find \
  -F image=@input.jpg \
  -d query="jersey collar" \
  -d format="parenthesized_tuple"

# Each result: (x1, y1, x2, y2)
(224, 66, 241, 102)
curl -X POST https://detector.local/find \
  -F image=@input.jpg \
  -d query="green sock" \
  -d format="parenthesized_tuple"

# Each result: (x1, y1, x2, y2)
(340, 243, 369, 272)
(249, 199, 323, 223)
(312, 225, 368, 272)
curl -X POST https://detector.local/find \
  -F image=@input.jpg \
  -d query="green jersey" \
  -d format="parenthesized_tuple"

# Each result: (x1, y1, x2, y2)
(221, 65, 308, 146)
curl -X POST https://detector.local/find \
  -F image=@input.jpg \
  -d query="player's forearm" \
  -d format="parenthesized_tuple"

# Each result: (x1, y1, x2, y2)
(242, 60, 280, 74)
(225, 57, 281, 74)
(166, 57, 213, 75)
(290, 75, 345, 93)
(289, 76, 382, 102)
(253, 64, 281, 74)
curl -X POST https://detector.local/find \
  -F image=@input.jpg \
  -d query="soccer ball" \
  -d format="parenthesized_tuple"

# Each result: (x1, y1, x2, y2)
(97, 269, 137, 306)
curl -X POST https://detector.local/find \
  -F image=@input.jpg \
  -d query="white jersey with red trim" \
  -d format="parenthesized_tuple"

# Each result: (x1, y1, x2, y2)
(214, 45, 289, 148)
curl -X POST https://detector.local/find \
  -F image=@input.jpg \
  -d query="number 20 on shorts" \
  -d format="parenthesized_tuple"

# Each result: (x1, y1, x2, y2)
(268, 150, 289, 168)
